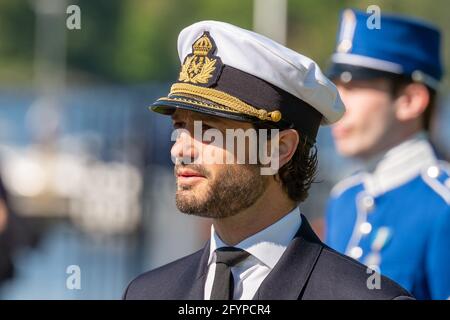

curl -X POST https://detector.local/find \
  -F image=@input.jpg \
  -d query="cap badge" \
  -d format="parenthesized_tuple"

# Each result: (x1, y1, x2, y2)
(178, 32, 223, 87)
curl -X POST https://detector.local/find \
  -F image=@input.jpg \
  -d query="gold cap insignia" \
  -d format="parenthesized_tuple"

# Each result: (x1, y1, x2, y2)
(178, 32, 223, 87)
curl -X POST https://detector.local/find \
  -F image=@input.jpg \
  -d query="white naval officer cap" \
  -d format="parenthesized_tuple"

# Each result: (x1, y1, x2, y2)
(151, 20, 345, 144)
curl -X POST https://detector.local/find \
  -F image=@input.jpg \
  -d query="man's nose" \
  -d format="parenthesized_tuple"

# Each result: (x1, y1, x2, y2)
(171, 129, 199, 164)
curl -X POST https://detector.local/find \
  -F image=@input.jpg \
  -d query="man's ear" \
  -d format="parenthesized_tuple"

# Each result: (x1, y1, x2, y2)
(394, 83, 430, 122)
(277, 129, 299, 168)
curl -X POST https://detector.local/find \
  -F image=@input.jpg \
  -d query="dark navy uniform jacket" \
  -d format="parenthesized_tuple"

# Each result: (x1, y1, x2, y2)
(124, 214, 412, 300)
(326, 135, 450, 300)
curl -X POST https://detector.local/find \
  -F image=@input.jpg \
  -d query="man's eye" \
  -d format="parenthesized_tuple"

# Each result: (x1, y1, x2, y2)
(173, 122, 185, 129)
(202, 123, 214, 131)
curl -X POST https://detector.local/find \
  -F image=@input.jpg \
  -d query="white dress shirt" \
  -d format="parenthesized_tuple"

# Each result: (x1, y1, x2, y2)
(204, 207, 302, 300)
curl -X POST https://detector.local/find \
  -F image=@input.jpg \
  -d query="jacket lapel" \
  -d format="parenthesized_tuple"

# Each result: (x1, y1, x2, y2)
(254, 214, 323, 300)
(184, 241, 210, 300)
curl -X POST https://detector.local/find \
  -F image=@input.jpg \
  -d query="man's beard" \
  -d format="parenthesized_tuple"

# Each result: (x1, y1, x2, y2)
(175, 163, 267, 219)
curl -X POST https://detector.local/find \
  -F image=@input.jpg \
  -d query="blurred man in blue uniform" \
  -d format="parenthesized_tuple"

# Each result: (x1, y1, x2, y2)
(325, 9, 450, 300)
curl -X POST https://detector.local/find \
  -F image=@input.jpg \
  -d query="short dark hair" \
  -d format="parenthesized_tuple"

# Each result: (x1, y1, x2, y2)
(254, 122, 318, 203)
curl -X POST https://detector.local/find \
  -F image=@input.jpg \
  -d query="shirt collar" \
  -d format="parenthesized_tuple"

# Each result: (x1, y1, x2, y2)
(208, 207, 302, 269)
(362, 131, 437, 196)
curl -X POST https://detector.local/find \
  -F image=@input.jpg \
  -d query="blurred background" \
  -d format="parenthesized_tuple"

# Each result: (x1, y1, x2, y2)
(0, 0, 449, 299)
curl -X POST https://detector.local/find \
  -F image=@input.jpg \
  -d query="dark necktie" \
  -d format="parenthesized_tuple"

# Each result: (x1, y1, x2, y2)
(210, 247, 250, 300)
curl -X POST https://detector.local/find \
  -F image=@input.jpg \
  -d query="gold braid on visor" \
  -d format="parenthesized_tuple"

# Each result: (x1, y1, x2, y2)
(158, 83, 282, 123)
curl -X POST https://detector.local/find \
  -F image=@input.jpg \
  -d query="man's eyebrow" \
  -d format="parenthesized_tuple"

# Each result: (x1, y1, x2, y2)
(171, 112, 223, 124)
(197, 115, 222, 124)
(171, 114, 187, 122)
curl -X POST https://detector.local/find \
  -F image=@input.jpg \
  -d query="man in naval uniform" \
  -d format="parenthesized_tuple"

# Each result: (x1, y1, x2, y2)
(325, 9, 450, 300)
(124, 20, 412, 300)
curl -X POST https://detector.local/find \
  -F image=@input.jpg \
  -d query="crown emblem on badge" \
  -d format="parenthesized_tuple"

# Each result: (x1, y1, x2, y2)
(193, 34, 213, 55)
(178, 32, 223, 86)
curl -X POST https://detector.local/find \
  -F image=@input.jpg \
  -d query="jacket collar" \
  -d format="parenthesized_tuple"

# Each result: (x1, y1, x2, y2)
(362, 132, 437, 196)
(253, 214, 323, 300)
(186, 214, 324, 300)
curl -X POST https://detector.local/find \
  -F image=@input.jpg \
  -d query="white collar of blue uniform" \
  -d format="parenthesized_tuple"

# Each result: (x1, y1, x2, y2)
(208, 207, 302, 269)
(362, 131, 437, 196)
